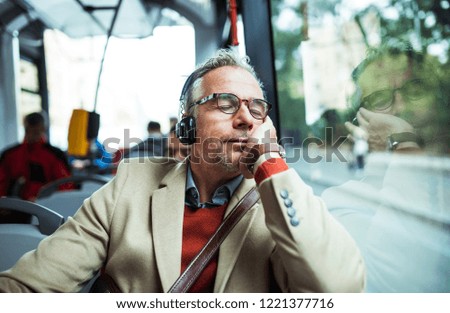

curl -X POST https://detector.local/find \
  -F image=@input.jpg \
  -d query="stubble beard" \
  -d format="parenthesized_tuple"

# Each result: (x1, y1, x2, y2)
(217, 151, 239, 173)
(192, 133, 248, 174)
(214, 141, 245, 174)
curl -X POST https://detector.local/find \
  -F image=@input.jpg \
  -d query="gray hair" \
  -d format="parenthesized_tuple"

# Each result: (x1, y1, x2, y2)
(180, 49, 265, 116)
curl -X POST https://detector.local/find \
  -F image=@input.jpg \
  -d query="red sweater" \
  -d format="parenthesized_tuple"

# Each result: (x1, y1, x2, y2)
(181, 203, 227, 292)
(181, 158, 288, 292)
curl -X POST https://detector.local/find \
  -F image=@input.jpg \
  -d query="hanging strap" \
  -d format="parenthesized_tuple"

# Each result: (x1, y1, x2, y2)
(168, 186, 260, 293)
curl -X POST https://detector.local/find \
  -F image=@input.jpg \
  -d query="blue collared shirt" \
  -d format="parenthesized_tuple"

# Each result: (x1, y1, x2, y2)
(185, 165, 243, 209)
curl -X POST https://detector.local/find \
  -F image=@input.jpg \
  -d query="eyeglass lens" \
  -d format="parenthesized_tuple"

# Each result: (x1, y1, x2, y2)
(361, 79, 427, 111)
(217, 93, 268, 119)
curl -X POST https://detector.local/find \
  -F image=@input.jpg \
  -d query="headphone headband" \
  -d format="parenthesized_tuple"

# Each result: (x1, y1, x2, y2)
(176, 71, 199, 145)
(179, 71, 199, 104)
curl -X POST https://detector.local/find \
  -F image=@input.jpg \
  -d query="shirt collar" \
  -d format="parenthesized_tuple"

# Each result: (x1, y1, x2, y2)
(185, 165, 243, 209)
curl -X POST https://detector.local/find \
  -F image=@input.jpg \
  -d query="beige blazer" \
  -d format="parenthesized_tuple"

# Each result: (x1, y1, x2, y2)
(0, 158, 365, 292)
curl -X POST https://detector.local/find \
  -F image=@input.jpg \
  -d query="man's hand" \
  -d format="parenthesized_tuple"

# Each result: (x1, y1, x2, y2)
(249, 116, 278, 144)
(239, 117, 279, 179)
(347, 107, 414, 151)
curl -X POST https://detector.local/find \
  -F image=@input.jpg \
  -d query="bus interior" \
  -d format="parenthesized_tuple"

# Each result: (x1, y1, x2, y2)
(0, 0, 449, 292)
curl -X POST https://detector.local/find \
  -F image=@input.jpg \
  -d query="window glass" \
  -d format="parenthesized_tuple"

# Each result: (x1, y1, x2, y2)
(44, 20, 195, 151)
(17, 59, 42, 140)
(272, 0, 450, 292)
(19, 59, 39, 93)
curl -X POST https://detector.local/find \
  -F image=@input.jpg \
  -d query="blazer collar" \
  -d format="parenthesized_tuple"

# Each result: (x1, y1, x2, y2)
(151, 161, 187, 292)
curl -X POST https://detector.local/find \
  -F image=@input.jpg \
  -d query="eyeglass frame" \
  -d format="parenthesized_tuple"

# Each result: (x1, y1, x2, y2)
(360, 78, 427, 111)
(189, 92, 272, 120)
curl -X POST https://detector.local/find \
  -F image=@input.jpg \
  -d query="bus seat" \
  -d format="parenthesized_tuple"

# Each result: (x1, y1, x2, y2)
(0, 198, 64, 272)
(0, 223, 46, 272)
(0, 197, 64, 235)
(35, 174, 109, 220)
(36, 190, 93, 220)
(37, 174, 110, 199)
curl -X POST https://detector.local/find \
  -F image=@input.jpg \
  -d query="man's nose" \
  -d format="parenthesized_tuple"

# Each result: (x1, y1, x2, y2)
(232, 102, 254, 131)
(391, 91, 407, 115)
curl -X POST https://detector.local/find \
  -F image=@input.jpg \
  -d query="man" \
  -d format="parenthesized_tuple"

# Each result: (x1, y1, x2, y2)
(124, 121, 167, 159)
(0, 50, 364, 292)
(0, 112, 72, 202)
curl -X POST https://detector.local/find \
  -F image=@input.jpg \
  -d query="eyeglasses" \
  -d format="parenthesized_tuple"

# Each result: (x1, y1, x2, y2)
(360, 79, 427, 111)
(191, 93, 272, 120)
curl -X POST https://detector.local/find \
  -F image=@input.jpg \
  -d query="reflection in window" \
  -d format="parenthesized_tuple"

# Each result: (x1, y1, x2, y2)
(272, 0, 449, 149)
(271, 0, 450, 292)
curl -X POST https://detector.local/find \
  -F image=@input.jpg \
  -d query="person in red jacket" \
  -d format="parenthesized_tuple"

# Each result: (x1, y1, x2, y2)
(0, 112, 72, 206)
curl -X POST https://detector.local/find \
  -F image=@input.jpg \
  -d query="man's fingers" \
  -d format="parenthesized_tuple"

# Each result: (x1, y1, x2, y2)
(359, 107, 376, 121)
(251, 116, 277, 143)
(356, 111, 369, 128)
(264, 115, 273, 125)
(345, 121, 357, 134)
(345, 121, 368, 140)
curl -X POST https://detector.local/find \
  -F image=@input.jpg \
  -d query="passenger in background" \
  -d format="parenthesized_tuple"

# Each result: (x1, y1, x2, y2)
(124, 121, 167, 159)
(0, 112, 72, 221)
(169, 116, 178, 131)
(167, 125, 190, 161)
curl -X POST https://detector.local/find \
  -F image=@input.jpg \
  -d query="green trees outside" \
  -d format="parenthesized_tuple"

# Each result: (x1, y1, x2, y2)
(270, 0, 450, 146)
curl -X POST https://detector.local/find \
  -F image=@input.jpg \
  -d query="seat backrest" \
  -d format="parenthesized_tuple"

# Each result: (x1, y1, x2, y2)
(37, 174, 110, 199)
(0, 197, 64, 235)
(36, 190, 92, 220)
(0, 198, 64, 272)
(0, 223, 46, 271)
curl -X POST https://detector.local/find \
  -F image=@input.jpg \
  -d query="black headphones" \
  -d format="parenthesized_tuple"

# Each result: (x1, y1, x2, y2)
(176, 72, 198, 145)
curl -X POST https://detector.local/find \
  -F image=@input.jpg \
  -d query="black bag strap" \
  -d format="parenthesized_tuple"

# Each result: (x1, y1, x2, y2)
(168, 186, 260, 293)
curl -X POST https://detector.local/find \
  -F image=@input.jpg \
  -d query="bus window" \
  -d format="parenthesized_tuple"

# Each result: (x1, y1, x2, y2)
(17, 58, 42, 140)
(44, 21, 195, 151)
(271, 0, 450, 292)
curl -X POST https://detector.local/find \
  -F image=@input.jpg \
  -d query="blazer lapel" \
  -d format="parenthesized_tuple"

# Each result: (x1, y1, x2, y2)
(151, 162, 187, 292)
(214, 178, 259, 292)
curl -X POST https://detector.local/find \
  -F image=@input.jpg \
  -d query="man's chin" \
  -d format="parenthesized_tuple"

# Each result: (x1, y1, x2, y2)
(218, 153, 241, 173)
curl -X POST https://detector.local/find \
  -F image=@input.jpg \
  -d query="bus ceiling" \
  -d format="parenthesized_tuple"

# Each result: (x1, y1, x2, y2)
(0, 0, 276, 67)
(1, 0, 220, 36)
(0, 0, 231, 63)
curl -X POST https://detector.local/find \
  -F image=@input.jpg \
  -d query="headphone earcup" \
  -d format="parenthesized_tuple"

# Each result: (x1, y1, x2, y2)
(176, 116, 196, 145)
